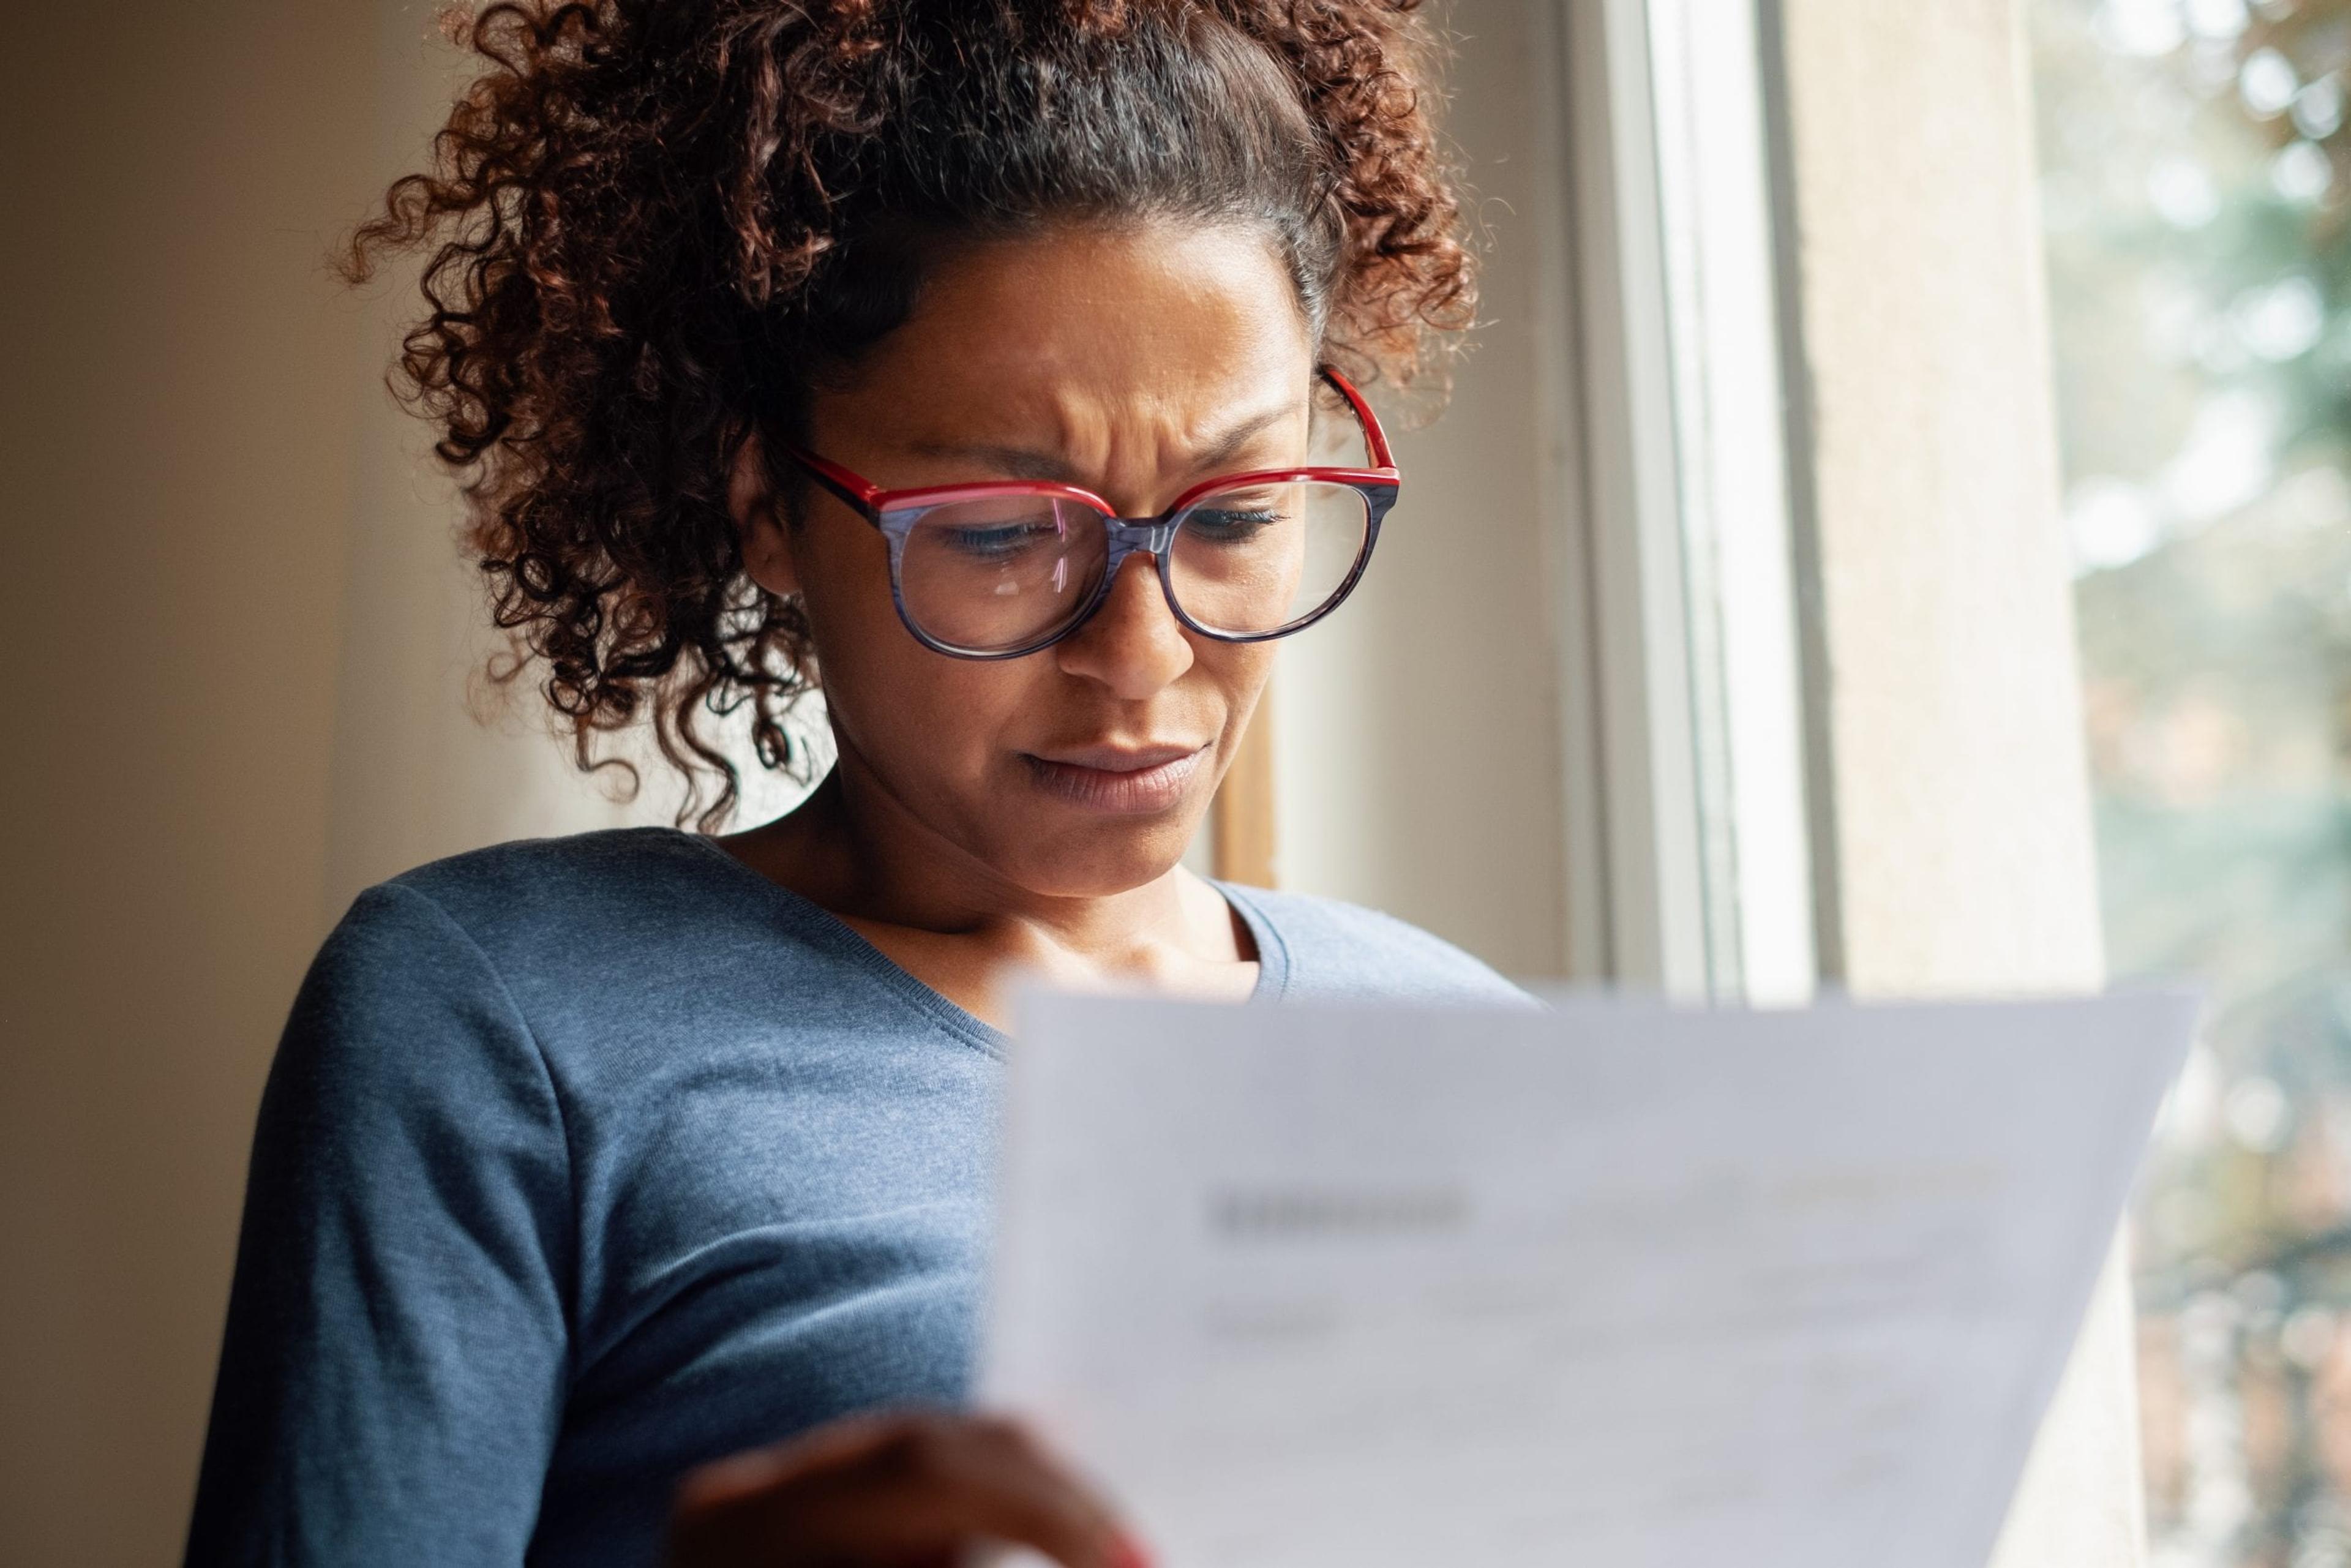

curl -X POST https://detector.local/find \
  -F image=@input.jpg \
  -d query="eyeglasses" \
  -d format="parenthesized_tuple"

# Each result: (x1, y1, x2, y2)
(779, 366, 1399, 659)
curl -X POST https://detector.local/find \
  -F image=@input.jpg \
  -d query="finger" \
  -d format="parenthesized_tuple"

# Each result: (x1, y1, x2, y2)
(914, 1416, 1139, 1567)
(797, 1415, 1134, 1567)
(670, 1415, 947, 1567)
(672, 1411, 915, 1514)
(672, 1412, 1147, 1568)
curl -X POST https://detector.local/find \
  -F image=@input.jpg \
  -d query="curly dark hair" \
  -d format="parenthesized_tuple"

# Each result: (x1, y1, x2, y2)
(343, 0, 1476, 830)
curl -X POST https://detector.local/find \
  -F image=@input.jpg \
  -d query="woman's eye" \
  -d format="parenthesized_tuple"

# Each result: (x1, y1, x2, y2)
(941, 522, 1058, 560)
(1185, 507, 1286, 542)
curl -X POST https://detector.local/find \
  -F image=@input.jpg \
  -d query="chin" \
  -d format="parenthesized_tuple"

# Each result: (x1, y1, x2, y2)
(992, 814, 1201, 899)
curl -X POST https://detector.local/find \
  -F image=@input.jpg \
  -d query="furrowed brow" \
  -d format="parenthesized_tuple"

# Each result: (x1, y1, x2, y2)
(906, 402, 1304, 486)
(902, 441, 1077, 482)
(1185, 403, 1303, 476)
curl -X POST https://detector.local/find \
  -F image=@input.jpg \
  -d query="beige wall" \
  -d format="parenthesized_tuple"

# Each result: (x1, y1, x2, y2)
(0, 4, 1568, 1559)
(0, 5, 377, 1562)
(1779, 0, 2104, 996)
(0, 8, 773, 1555)
(1774, 2, 2140, 1563)
(1273, 0, 1570, 978)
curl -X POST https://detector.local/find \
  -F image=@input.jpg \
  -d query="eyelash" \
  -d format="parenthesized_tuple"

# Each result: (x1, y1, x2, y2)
(942, 523, 1060, 556)
(1185, 507, 1285, 536)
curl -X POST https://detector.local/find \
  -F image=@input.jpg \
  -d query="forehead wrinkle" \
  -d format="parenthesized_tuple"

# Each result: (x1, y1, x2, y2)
(900, 382, 1303, 490)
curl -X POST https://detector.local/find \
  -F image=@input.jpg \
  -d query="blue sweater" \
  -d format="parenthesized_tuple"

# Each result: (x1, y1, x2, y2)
(185, 827, 1523, 1566)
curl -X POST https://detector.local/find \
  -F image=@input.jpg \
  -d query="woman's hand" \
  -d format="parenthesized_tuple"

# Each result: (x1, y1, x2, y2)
(667, 1411, 1150, 1568)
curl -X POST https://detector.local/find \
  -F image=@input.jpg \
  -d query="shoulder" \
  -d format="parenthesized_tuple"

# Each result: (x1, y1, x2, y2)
(352, 826, 806, 999)
(300, 828, 831, 1077)
(381, 825, 737, 944)
(298, 830, 686, 1029)
(1221, 884, 1532, 1006)
(266, 866, 569, 1179)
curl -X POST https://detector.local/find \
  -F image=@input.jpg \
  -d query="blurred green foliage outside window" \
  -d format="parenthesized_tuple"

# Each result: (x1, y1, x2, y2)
(2030, 1, 2351, 1563)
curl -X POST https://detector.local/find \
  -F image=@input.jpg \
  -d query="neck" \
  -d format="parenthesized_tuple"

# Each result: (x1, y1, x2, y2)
(724, 745, 1229, 970)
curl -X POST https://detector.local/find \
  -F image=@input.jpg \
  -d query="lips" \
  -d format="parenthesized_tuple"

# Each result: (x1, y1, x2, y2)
(1021, 741, 1210, 814)
(1030, 743, 1204, 773)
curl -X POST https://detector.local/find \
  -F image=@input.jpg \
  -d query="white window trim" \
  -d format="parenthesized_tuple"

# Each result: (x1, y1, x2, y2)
(1537, 0, 1819, 1003)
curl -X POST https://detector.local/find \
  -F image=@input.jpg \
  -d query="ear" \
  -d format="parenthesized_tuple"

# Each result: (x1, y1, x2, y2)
(729, 430, 801, 599)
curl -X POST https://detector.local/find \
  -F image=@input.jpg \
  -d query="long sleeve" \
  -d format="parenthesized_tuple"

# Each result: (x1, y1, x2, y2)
(186, 882, 576, 1566)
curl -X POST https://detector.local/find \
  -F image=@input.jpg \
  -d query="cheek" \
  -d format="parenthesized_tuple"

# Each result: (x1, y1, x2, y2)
(871, 656, 1037, 758)
(795, 523, 1038, 764)
(793, 513, 909, 691)
(1207, 642, 1278, 732)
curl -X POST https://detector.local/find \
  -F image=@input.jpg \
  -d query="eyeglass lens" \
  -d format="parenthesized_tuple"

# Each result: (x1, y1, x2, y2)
(893, 481, 1370, 653)
(1168, 480, 1368, 637)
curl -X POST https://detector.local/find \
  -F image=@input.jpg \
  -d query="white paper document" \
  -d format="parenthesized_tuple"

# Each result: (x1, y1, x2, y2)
(981, 989, 2197, 1568)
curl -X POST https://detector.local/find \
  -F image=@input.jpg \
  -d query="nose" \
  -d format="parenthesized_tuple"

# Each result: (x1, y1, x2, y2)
(1054, 550, 1194, 699)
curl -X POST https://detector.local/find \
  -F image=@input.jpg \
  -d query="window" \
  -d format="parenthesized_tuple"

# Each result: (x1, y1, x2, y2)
(2028, 2, 2351, 1562)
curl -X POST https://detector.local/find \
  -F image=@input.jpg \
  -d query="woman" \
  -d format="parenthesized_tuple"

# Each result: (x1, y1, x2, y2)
(186, 2, 1513, 1564)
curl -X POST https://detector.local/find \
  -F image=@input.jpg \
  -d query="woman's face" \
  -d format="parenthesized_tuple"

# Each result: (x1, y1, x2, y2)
(740, 222, 1318, 899)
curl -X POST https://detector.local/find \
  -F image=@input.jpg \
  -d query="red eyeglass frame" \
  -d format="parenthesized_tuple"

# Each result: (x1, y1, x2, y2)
(778, 365, 1400, 659)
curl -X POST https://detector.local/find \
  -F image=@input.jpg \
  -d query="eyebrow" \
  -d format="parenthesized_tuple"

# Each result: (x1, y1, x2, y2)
(907, 401, 1301, 485)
